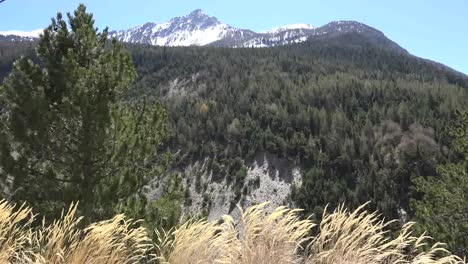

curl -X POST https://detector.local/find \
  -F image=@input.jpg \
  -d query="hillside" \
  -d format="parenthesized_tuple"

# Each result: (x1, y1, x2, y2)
(1, 32, 468, 217)
(115, 33, 467, 221)
(3, 1, 468, 260)
(1, 12, 468, 255)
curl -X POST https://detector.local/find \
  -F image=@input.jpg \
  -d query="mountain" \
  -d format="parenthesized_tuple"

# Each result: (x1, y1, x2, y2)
(1, 7, 468, 255)
(108, 10, 405, 50)
(2, 7, 468, 220)
(0, 9, 404, 52)
(0, 29, 42, 41)
(1, 7, 468, 254)
(109, 9, 257, 46)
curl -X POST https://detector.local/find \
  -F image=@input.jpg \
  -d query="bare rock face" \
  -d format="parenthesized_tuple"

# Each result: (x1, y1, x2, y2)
(145, 154, 302, 221)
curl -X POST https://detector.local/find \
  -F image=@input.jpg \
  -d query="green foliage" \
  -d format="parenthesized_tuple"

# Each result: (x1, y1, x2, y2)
(124, 41, 467, 220)
(0, 41, 36, 81)
(145, 174, 185, 235)
(411, 111, 468, 256)
(0, 5, 168, 222)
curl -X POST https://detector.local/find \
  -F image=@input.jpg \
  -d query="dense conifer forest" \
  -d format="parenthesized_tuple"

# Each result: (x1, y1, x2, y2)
(124, 36, 468, 221)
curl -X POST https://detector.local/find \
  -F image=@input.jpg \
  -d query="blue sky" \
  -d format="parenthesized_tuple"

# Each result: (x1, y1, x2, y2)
(1, 0, 467, 74)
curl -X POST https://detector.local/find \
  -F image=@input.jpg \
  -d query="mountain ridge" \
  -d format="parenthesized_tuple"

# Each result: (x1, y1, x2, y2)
(0, 9, 403, 51)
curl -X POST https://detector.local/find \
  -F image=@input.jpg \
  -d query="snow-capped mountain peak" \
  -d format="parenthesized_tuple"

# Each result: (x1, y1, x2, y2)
(186, 9, 209, 19)
(2, 10, 402, 51)
(109, 9, 239, 46)
(108, 10, 318, 47)
(170, 9, 223, 30)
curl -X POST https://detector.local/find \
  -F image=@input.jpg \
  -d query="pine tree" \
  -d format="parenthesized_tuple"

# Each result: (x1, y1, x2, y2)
(411, 111, 468, 256)
(0, 4, 168, 221)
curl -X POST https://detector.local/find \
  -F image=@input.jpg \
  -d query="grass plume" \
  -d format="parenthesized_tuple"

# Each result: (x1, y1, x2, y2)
(0, 199, 464, 263)
(305, 203, 462, 264)
(0, 200, 153, 264)
(156, 202, 464, 264)
(0, 200, 33, 262)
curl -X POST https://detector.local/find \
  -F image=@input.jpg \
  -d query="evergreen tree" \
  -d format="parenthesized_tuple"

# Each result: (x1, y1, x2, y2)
(0, 4, 168, 221)
(411, 111, 468, 256)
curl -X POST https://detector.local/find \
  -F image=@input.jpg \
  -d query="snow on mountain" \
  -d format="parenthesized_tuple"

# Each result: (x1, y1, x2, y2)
(1, 10, 400, 51)
(263, 24, 314, 34)
(109, 9, 251, 46)
(0, 29, 43, 41)
(109, 10, 389, 48)
(109, 10, 318, 48)
(0, 29, 43, 38)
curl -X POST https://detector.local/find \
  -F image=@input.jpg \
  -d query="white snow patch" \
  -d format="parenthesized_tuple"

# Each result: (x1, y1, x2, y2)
(155, 23, 232, 46)
(0, 29, 43, 38)
(152, 22, 171, 33)
(263, 23, 314, 34)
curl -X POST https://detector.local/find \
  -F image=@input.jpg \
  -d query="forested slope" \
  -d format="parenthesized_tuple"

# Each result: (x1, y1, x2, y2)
(1, 30, 467, 240)
(118, 34, 468, 221)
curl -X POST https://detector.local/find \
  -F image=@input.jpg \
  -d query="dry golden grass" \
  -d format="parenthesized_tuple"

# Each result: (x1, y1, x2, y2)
(231, 202, 314, 264)
(156, 202, 465, 264)
(155, 202, 313, 264)
(305, 203, 462, 264)
(0, 199, 464, 264)
(155, 216, 237, 264)
(30, 205, 153, 264)
(0, 200, 34, 262)
(0, 201, 153, 264)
